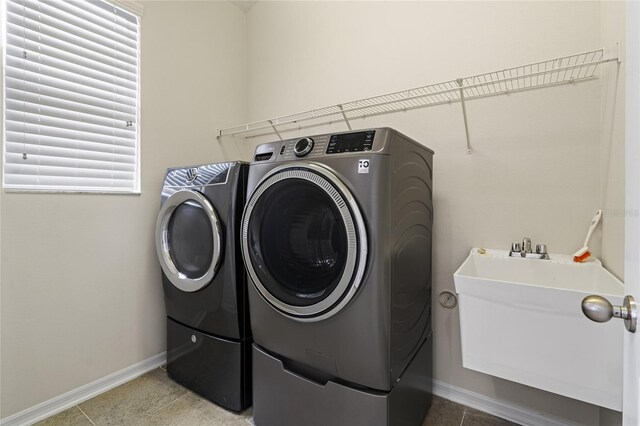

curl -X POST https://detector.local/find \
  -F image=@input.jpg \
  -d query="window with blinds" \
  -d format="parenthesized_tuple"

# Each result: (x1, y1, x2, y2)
(3, 0, 140, 193)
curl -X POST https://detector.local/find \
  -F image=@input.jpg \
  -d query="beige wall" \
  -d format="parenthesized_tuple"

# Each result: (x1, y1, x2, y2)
(0, 1, 247, 418)
(243, 2, 623, 425)
(600, 2, 626, 281)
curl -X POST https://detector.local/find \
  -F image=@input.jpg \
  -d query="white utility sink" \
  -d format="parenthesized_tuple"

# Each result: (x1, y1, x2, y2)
(454, 248, 624, 411)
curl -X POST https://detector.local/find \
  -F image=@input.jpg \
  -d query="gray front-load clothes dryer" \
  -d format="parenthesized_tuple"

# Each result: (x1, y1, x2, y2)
(241, 128, 434, 426)
(156, 161, 251, 412)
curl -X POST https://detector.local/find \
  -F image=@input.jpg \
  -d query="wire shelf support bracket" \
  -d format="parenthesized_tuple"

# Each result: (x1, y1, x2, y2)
(456, 78, 472, 154)
(217, 48, 620, 153)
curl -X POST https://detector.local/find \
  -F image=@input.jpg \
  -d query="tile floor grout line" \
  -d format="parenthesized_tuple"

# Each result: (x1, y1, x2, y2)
(76, 404, 97, 426)
(144, 390, 190, 417)
(459, 408, 467, 426)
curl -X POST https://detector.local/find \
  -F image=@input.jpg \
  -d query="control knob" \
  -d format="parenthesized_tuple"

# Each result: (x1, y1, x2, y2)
(294, 137, 314, 157)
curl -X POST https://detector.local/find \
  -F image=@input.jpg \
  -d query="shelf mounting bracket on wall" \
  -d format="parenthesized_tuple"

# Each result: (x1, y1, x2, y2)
(268, 119, 283, 141)
(338, 104, 352, 131)
(218, 48, 619, 153)
(456, 78, 472, 155)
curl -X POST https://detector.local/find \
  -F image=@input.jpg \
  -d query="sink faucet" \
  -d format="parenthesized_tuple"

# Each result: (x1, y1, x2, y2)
(510, 237, 549, 260)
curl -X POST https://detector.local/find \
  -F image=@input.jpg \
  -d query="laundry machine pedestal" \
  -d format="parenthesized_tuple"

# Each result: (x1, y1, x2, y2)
(252, 336, 432, 426)
(166, 318, 252, 412)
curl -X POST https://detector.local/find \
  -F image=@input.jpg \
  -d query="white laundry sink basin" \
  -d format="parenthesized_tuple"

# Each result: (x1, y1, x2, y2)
(453, 248, 624, 411)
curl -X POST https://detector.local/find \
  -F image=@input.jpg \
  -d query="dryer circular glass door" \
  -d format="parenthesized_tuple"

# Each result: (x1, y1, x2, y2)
(156, 190, 223, 292)
(242, 163, 367, 321)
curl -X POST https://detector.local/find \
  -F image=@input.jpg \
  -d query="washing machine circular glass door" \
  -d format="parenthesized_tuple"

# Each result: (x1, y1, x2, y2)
(156, 190, 223, 292)
(242, 163, 367, 321)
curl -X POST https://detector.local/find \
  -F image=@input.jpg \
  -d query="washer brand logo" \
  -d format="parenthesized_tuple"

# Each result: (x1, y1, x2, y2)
(358, 159, 370, 174)
(186, 167, 199, 183)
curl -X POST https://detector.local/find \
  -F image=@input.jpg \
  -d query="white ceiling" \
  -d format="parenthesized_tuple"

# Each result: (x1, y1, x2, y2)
(230, 0, 257, 13)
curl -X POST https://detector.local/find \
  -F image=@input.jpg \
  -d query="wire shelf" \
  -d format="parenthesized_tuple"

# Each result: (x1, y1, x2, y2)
(218, 49, 619, 148)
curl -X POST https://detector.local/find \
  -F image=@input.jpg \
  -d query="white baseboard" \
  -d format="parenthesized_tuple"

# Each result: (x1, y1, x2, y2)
(1, 354, 577, 426)
(0, 352, 167, 426)
(433, 379, 577, 426)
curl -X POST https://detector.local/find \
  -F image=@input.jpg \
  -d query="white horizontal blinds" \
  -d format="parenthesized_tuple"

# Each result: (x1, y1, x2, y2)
(4, 0, 140, 192)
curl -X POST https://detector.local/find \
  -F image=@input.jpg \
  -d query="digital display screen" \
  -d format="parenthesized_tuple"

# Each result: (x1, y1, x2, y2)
(326, 130, 375, 154)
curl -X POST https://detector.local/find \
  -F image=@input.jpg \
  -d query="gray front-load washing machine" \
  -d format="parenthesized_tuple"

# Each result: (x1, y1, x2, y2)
(241, 128, 434, 426)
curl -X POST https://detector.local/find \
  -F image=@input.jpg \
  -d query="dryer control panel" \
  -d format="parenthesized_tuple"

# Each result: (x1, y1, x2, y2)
(163, 163, 231, 188)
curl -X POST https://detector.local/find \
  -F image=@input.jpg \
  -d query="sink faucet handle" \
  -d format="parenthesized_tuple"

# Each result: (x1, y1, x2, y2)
(511, 242, 521, 252)
(522, 237, 532, 253)
(536, 244, 547, 254)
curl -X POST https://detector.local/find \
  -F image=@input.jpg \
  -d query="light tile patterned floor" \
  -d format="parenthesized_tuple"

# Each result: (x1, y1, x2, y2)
(36, 367, 517, 426)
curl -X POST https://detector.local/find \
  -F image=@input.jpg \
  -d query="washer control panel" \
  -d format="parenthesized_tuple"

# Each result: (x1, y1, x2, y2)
(276, 136, 329, 160)
(294, 137, 314, 157)
(326, 130, 375, 154)
(252, 129, 386, 164)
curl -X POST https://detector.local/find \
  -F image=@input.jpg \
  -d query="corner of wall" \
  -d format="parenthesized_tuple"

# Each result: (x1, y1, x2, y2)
(599, 1, 626, 280)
